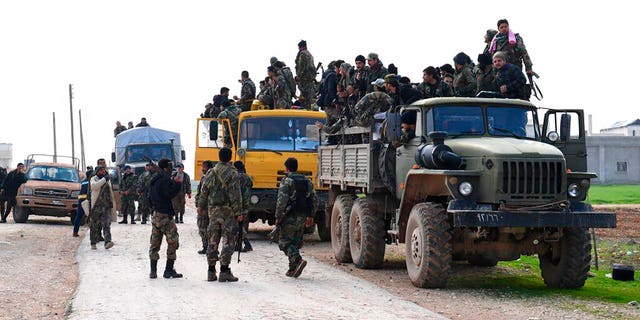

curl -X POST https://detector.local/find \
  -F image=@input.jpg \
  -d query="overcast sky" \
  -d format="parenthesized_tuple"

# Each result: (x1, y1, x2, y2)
(0, 1, 636, 175)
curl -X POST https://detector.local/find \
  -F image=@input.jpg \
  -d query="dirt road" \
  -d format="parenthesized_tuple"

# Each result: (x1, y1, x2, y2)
(66, 210, 444, 320)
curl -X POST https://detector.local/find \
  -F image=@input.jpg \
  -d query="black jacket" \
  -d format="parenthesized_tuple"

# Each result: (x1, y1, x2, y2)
(3, 170, 27, 197)
(318, 69, 337, 108)
(149, 171, 182, 216)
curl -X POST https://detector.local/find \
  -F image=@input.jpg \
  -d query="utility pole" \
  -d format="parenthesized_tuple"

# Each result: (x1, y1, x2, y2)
(69, 84, 76, 162)
(79, 109, 86, 169)
(53, 112, 58, 163)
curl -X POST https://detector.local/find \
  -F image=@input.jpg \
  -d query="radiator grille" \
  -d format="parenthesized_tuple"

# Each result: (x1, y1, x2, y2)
(34, 188, 69, 198)
(501, 160, 563, 199)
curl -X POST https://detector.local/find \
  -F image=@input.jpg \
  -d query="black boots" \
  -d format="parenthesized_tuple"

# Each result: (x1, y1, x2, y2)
(197, 243, 207, 255)
(118, 218, 127, 224)
(207, 265, 217, 281)
(179, 214, 184, 223)
(241, 238, 253, 252)
(150, 260, 158, 279)
(163, 259, 183, 279)
(218, 265, 238, 282)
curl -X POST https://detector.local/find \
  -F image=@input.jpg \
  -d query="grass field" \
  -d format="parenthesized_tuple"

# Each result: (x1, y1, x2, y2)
(589, 184, 640, 204)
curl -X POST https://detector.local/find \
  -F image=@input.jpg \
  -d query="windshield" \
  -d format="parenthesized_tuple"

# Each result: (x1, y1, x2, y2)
(431, 106, 485, 136)
(27, 166, 79, 183)
(487, 106, 537, 139)
(126, 144, 173, 162)
(240, 117, 321, 152)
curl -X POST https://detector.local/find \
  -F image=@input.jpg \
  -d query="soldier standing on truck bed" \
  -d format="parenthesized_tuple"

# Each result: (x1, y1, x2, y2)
(295, 40, 316, 109)
(275, 157, 317, 278)
(195, 160, 213, 254)
(171, 163, 191, 224)
(198, 147, 243, 282)
(118, 165, 137, 224)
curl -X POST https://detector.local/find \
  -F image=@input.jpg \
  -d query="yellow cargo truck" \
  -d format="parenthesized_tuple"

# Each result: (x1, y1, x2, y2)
(194, 109, 329, 240)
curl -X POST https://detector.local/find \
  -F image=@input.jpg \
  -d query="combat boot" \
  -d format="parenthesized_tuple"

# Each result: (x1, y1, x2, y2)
(241, 239, 253, 252)
(218, 265, 238, 282)
(150, 260, 158, 279)
(292, 258, 307, 278)
(197, 244, 207, 255)
(207, 265, 217, 281)
(163, 259, 183, 279)
(91, 244, 97, 250)
(130, 215, 136, 224)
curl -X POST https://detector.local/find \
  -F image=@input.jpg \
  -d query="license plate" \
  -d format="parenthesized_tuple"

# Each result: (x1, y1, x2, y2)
(52, 200, 63, 205)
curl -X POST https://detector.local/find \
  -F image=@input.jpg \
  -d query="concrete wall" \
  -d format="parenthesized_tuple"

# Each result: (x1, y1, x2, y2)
(599, 125, 640, 136)
(587, 136, 640, 184)
(0, 143, 12, 168)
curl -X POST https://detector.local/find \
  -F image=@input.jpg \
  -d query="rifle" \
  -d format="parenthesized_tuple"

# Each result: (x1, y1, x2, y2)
(237, 220, 243, 263)
(527, 72, 543, 100)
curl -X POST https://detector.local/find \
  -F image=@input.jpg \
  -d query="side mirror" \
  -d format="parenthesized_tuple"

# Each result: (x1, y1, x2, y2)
(181, 150, 186, 160)
(111, 152, 116, 163)
(560, 113, 571, 141)
(209, 121, 218, 141)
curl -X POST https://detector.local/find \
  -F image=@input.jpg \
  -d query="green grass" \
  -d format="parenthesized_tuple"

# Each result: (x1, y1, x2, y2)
(589, 184, 640, 204)
(449, 255, 640, 304)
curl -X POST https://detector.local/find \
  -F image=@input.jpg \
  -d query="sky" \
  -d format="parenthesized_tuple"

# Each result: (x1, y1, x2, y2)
(0, 1, 637, 175)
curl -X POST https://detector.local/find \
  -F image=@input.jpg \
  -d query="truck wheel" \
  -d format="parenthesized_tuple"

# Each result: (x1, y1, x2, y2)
(349, 198, 386, 269)
(13, 206, 29, 223)
(467, 254, 498, 267)
(405, 202, 451, 288)
(331, 195, 353, 263)
(317, 209, 331, 242)
(539, 228, 591, 288)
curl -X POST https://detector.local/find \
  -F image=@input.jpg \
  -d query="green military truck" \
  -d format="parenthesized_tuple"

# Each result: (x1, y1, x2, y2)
(318, 97, 616, 289)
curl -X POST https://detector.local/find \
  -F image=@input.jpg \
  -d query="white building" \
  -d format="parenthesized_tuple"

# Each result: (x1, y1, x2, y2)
(599, 119, 640, 136)
(0, 143, 12, 168)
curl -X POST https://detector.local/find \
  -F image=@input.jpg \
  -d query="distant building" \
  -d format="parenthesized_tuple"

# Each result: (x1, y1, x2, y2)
(0, 143, 12, 168)
(599, 119, 640, 136)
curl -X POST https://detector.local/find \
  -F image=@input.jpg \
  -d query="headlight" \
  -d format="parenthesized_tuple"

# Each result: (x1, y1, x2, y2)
(568, 183, 580, 198)
(71, 190, 80, 198)
(237, 148, 246, 157)
(459, 182, 473, 196)
(250, 195, 259, 204)
(22, 187, 33, 195)
(547, 131, 559, 142)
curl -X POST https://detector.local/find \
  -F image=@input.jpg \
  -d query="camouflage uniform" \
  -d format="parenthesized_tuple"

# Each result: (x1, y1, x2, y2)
(90, 176, 114, 246)
(119, 171, 137, 222)
(353, 91, 394, 127)
(273, 74, 292, 109)
(367, 62, 388, 92)
(171, 171, 191, 223)
(418, 80, 453, 99)
(195, 168, 212, 251)
(295, 49, 316, 108)
(275, 173, 318, 271)
(476, 66, 497, 93)
(279, 66, 297, 99)
(239, 78, 256, 112)
(353, 66, 371, 99)
(237, 172, 253, 247)
(136, 170, 155, 223)
(453, 64, 477, 97)
(492, 33, 533, 72)
(198, 162, 242, 267)
(218, 105, 241, 148)
(399, 127, 416, 144)
(149, 213, 179, 260)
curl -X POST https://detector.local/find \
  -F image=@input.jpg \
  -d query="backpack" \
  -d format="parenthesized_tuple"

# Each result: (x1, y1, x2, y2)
(289, 175, 313, 216)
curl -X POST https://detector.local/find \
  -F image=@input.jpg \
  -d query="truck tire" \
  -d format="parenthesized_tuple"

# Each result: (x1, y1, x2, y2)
(331, 195, 353, 263)
(317, 209, 331, 242)
(349, 198, 386, 269)
(539, 227, 592, 288)
(405, 202, 451, 288)
(13, 205, 29, 223)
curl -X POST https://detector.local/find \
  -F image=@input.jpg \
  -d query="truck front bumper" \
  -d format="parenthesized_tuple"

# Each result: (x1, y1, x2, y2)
(16, 196, 77, 216)
(448, 200, 616, 228)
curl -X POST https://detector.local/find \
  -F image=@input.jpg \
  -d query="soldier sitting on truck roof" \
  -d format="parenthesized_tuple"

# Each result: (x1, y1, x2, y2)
(218, 99, 241, 148)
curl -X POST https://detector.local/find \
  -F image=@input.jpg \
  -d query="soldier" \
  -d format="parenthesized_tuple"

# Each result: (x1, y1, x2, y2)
(353, 81, 394, 128)
(295, 40, 316, 109)
(384, 74, 421, 106)
(493, 51, 527, 99)
(274, 61, 297, 101)
(195, 160, 213, 254)
(275, 157, 317, 277)
(171, 163, 191, 223)
(148, 158, 184, 279)
(482, 29, 499, 56)
(476, 53, 497, 93)
(233, 71, 256, 112)
(269, 66, 292, 109)
(136, 163, 154, 224)
(118, 165, 137, 224)
(398, 111, 417, 145)
(1, 163, 26, 223)
(234, 161, 254, 252)
(452, 52, 477, 97)
(135, 117, 150, 127)
(218, 99, 241, 148)
(352, 55, 370, 100)
(489, 19, 534, 75)
(419, 66, 453, 99)
(198, 147, 243, 282)
(257, 77, 274, 109)
(366, 53, 388, 92)
(114, 121, 127, 137)
(89, 166, 115, 249)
